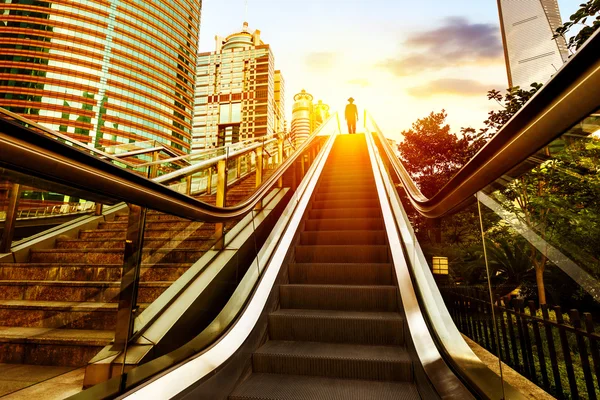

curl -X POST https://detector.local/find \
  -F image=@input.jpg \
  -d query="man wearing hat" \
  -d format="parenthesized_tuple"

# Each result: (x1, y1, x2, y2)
(345, 97, 358, 134)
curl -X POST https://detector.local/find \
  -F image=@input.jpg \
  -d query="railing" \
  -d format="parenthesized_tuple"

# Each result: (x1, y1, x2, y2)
(443, 287, 600, 399)
(364, 30, 600, 400)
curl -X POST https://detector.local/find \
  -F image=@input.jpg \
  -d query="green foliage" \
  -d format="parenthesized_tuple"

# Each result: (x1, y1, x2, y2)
(555, 0, 600, 51)
(397, 110, 489, 198)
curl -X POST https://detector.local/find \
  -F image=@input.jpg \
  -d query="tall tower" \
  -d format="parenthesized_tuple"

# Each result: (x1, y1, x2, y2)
(291, 89, 314, 146)
(0, 1, 202, 155)
(497, 0, 569, 88)
(192, 22, 284, 149)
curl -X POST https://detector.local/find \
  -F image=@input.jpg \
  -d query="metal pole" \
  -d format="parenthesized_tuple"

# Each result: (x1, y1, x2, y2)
(0, 183, 20, 253)
(94, 203, 103, 216)
(205, 166, 213, 194)
(186, 176, 192, 196)
(255, 146, 263, 188)
(112, 204, 147, 352)
(215, 159, 227, 249)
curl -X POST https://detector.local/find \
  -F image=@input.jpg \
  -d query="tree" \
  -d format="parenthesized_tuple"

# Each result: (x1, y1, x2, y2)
(397, 110, 485, 198)
(555, 0, 600, 52)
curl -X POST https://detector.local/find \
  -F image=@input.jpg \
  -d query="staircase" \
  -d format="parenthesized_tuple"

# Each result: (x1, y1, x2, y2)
(230, 134, 421, 399)
(0, 171, 269, 395)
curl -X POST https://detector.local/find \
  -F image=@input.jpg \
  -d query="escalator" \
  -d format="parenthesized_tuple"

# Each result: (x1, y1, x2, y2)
(0, 29, 597, 400)
(230, 134, 420, 399)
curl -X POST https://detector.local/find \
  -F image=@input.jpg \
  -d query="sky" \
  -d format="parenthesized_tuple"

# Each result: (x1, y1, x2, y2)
(198, 0, 583, 141)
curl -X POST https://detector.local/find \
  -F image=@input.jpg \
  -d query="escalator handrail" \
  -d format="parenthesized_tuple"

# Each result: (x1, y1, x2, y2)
(0, 112, 336, 222)
(369, 29, 600, 218)
(68, 118, 341, 400)
(366, 130, 527, 399)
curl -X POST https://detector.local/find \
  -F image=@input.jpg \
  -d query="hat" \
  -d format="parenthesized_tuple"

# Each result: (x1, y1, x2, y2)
(348, 97, 354, 102)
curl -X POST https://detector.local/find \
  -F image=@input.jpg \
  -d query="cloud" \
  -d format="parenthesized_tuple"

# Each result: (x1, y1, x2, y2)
(305, 52, 339, 71)
(347, 78, 370, 87)
(407, 78, 499, 98)
(379, 17, 503, 76)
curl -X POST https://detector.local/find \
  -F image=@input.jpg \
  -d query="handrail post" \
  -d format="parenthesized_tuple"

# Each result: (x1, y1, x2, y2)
(277, 137, 284, 188)
(214, 159, 227, 248)
(254, 146, 264, 210)
(149, 151, 160, 179)
(94, 203, 103, 216)
(255, 146, 263, 188)
(0, 183, 20, 253)
(112, 204, 147, 352)
(186, 176, 192, 195)
(205, 166, 213, 194)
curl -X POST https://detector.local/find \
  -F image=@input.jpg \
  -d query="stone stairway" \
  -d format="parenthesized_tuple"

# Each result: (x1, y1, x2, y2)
(0, 170, 270, 376)
(230, 134, 421, 399)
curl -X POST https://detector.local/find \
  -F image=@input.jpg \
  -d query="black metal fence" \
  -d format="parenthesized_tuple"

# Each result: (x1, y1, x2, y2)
(441, 287, 600, 400)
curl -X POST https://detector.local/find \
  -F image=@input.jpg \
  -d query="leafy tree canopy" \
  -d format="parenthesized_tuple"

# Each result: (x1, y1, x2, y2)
(555, 0, 600, 51)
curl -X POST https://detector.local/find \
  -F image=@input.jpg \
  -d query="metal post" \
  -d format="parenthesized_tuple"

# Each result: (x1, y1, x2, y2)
(205, 166, 213, 194)
(149, 151, 160, 179)
(186, 176, 192, 196)
(112, 203, 147, 351)
(214, 159, 227, 248)
(277, 138, 284, 188)
(255, 147, 263, 188)
(236, 156, 242, 179)
(94, 203, 103, 216)
(0, 183, 20, 253)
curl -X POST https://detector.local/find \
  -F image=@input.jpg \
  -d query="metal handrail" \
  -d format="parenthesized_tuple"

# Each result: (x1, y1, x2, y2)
(368, 28, 600, 218)
(0, 113, 337, 222)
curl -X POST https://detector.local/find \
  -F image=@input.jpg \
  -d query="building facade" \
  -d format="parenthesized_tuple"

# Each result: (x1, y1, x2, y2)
(290, 89, 330, 146)
(0, 0, 201, 155)
(497, 0, 569, 88)
(290, 89, 313, 146)
(192, 23, 284, 150)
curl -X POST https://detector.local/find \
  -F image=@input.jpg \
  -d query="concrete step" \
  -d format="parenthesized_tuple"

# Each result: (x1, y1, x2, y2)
(29, 248, 205, 264)
(79, 227, 216, 240)
(97, 220, 204, 230)
(0, 326, 113, 367)
(253, 341, 412, 381)
(289, 263, 393, 285)
(0, 300, 124, 330)
(280, 285, 397, 312)
(311, 199, 379, 210)
(300, 230, 386, 245)
(308, 208, 380, 220)
(268, 309, 404, 346)
(295, 245, 389, 264)
(56, 237, 215, 250)
(0, 281, 169, 303)
(0, 263, 192, 282)
(229, 373, 420, 400)
(304, 218, 384, 232)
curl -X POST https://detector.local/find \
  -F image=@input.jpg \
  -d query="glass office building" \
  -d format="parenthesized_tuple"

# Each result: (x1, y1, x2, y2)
(0, 0, 202, 154)
(192, 22, 284, 150)
(497, 0, 569, 88)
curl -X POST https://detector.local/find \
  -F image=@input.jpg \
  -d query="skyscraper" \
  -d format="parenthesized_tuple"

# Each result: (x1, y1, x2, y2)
(0, 1, 202, 155)
(192, 22, 284, 150)
(291, 89, 314, 146)
(497, 0, 569, 88)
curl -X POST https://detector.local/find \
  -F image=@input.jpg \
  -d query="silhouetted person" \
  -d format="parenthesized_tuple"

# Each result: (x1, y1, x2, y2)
(345, 97, 358, 134)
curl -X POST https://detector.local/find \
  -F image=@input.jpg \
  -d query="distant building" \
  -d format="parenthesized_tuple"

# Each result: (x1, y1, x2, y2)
(192, 22, 284, 149)
(0, 0, 202, 155)
(497, 0, 569, 88)
(274, 71, 286, 135)
(314, 100, 331, 131)
(290, 90, 330, 146)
